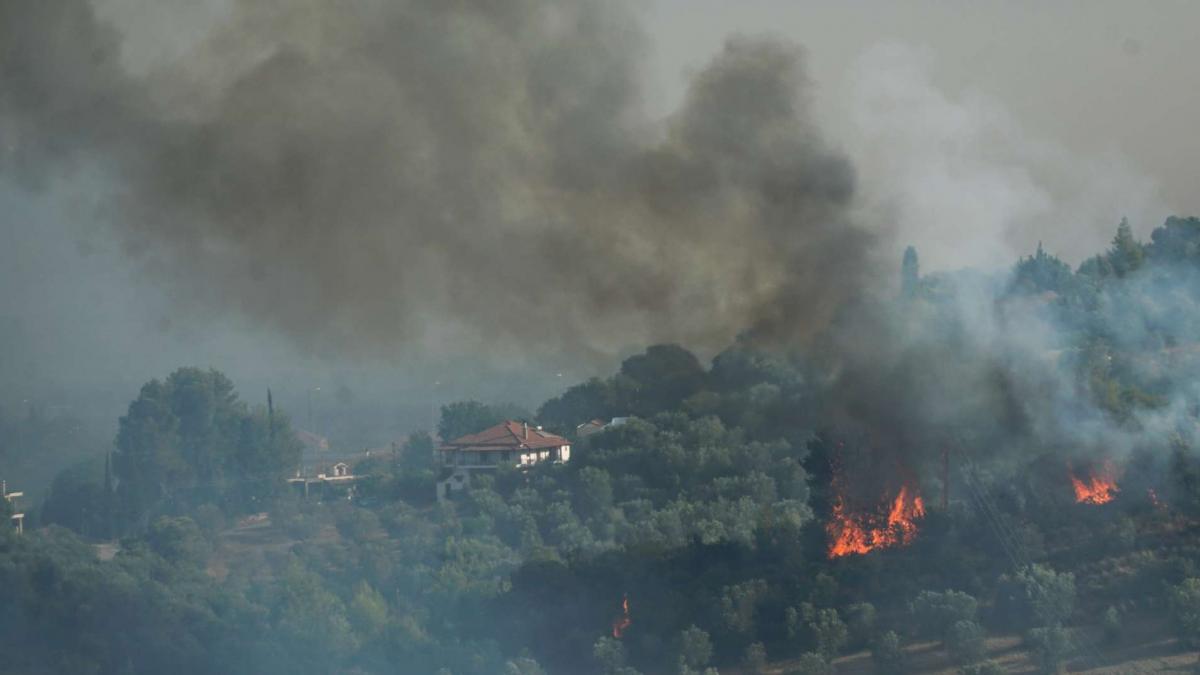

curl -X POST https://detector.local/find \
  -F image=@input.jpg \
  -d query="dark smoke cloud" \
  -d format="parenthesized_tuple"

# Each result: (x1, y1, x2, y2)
(0, 0, 871, 365)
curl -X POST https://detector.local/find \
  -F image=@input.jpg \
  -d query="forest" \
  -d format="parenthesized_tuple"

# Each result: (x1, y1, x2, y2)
(7, 216, 1200, 674)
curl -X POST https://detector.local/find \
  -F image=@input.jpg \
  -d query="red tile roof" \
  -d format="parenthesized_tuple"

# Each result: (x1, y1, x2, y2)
(439, 420, 568, 452)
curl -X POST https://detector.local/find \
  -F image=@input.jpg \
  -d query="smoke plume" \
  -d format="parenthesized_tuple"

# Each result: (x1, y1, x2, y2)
(0, 0, 872, 364)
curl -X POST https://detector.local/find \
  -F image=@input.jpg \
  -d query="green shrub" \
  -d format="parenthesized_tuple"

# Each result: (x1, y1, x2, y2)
(871, 630, 906, 675)
(910, 590, 978, 640)
(787, 652, 831, 675)
(744, 642, 767, 675)
(946, 620, 986, 665)
(1027, 624, 1072, 674)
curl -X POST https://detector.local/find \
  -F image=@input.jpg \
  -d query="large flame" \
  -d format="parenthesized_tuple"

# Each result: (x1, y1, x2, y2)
(1069, 462, 1119, 505)
(828, 484, 926, 558)
(611, 594, 631, 638)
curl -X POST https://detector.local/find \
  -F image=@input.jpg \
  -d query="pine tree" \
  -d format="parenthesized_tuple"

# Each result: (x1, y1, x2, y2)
(1108, 217, 1144, 277)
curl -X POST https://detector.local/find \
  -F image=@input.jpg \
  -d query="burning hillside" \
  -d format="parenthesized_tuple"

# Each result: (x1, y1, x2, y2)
(1070, 461, 1119, 505)
(827, 483, 927, 559)
(611, 594, 632, 639)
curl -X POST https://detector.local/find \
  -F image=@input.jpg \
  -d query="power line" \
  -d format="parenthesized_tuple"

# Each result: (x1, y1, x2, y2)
(949, 437, 1133, 673)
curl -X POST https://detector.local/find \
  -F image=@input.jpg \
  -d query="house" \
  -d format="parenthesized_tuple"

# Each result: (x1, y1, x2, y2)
(437, 421, 570, 500)
(288, 461, 358, 500)
(576, 416, 632, 438)
(576, 419, 607, 437)
(2, 481, 24, 535)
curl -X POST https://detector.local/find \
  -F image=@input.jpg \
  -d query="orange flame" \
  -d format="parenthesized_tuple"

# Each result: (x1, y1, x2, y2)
(611, 594, 631, 638)
(828, 484, 926, 558)
(1069, 462, 1119, 505)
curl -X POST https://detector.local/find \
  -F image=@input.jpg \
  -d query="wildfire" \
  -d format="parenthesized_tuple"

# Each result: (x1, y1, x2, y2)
(611, 594, 631, 638)
(1069, 462, 1119, 505)
(827, 484, 926, 559)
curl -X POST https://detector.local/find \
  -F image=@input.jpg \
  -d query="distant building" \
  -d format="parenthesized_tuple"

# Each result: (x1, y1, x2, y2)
(575, 416, 632, 438)
(288, 461, 358, 500)
(576, 419, 607, 437)
(3, 481, 24, 535)
(437, 421, 570, 500)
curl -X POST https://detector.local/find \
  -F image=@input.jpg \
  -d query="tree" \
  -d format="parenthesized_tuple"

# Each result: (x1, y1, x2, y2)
(910, 590, 979, 641)
(1012, 566, 1076, 628)
(437, 400, 529, 441)
(593, 636, 639, 675)
(1010, 243, 1074, 295)
(399, 430, 435, 475)
(1101, 606, 1121, 643)
(807, 608, 848, 660)
(349, 581, 389, 639)
(40, 458, 111, 538)
(1169, 578, 1200, 648)
(144, 515, 208, 566)
(791, 652, 832, 675)
(272, 561, 357, 667)
(676, 625, 713, 672)
(1080, 218, 1146, 280)
(618, 344, 708, 416)
(808, 572, 838, 607)
(845, 602, 877, 650)
(113, 368, 301, 526)
(1147, 215, 1200, 262)
(743, 642, 767, 675)
(1027, 624, 1071, 674)
(1107, 218, 1144, 277)
(871, 631, 905, 675)
(537, 378, 616, 434)
(945, 620, 985, 665)
(719, 579, 769, 635)
(575, 466, 614, 519)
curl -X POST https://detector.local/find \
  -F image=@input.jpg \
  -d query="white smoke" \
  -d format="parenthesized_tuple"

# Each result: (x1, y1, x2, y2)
(843, 43, 1170, 274)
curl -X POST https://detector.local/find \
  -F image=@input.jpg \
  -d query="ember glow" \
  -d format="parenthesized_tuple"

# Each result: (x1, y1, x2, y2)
(827, 484, 927, 559)
(611, 594, 631, 638)
(1070, 462, 1119, 505)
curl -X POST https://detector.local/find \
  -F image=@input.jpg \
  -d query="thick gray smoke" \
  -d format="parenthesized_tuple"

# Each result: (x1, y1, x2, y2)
(0, 0, 871, 365)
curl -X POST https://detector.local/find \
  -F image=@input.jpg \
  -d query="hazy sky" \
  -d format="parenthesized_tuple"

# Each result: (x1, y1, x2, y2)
(2, 0, 1198, 423)
(643, 0, 1197, 266)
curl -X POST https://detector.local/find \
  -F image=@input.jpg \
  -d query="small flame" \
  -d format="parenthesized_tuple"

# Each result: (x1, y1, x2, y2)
(828, 484, 926, 559)
(1069, 461, 1119, 505)
(611, 594, 631, 638)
